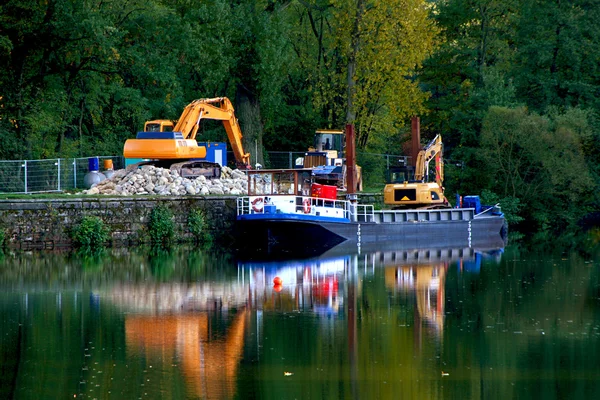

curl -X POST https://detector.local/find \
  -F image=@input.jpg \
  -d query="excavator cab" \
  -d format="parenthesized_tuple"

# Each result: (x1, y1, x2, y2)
(314, 130, 344, 153)
(388, 167, 415, 183)
(144, 120, 174, 132)
(387, 157, 415, 184)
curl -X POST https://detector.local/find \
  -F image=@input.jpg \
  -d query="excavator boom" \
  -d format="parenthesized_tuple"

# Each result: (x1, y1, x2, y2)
(414, 135, 443, 185)
(174, 97, 250, 167)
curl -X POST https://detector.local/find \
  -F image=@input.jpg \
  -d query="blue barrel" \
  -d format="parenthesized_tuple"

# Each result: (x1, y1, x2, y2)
(88, 157, 99, 172)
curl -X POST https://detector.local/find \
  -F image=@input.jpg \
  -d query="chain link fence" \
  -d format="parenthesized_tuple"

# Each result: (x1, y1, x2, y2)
(0, 152, 406, 193)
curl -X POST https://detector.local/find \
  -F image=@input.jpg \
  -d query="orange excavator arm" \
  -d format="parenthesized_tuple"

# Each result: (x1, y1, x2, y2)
(175, 97, 251, 167)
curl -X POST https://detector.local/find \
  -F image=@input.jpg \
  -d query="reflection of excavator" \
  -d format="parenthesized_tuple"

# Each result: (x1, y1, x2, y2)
(384, 263, 447, 336)
(125, 310, 247, 399)
(123, 97, 251, 178)
(383, 134, 448, 209)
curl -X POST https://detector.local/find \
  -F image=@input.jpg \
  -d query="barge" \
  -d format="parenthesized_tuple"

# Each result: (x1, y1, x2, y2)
(235, 169, 507, 257)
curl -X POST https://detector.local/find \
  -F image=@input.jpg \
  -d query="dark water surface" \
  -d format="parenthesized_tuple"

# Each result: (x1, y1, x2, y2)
(0, 242, 599, 399)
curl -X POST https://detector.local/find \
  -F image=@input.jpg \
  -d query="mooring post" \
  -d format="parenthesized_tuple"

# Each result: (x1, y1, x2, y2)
(345, 123, 357, 222)
(411, 116, 421, 168)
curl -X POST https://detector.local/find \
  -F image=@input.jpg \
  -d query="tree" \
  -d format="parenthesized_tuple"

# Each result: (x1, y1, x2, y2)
(514, 0, 600, 112)
(481, 106, 595, 232)
(289, 0, 438, 150)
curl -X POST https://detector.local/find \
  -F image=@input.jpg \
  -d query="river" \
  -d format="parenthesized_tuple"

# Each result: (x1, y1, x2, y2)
(0, 238, 599, 399)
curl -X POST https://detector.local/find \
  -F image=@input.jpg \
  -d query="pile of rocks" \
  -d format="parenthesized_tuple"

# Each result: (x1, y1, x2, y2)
(82, 165, 248, 196)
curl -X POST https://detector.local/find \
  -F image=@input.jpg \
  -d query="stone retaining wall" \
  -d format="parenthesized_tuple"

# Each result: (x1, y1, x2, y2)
(0, 196, 237, 250)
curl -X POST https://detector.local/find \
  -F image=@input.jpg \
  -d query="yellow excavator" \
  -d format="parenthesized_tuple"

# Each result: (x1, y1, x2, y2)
(123, 97, 251, 178)
(383, 134, 448, 209)
(295, 129, 363, 192)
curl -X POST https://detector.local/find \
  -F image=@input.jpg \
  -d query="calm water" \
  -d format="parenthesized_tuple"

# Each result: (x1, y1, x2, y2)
(0, 240, 599, 399)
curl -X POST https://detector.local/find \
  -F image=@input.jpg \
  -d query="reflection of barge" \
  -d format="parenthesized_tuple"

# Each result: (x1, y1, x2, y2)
(236, 169, 506, 257)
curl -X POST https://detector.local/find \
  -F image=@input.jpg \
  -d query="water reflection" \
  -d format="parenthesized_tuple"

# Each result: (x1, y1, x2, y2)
(125, 312, 247, 400)
(385, 262, 447, 337)
(2, 241, 600, 399)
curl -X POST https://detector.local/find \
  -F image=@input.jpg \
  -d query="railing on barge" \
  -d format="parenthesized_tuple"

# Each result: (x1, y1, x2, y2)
(237, 196, 486, 225)
(365, 208, 476, 223)
(237, 196, 375, 222)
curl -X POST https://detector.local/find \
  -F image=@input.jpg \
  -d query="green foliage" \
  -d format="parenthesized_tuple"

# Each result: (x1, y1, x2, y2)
(71, 216, 110, 249)
(0, 226, 5, 249)
(357, 153, 388, 188)
(514, 0, 600, 112)
(188, 209, 212, 244)
(148, 205, 174, 246)
(480, 106, 596, 233)
(480, 189, 523, 227)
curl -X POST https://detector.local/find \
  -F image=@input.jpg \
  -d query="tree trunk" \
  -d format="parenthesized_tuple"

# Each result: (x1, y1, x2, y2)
(346, 0, 364, 126)
(235, 85, 264, 167)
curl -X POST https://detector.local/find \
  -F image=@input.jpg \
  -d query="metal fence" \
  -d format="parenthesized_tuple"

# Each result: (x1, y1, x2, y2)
(0, 156, 125, 194)
(0, 152, 406, 194)
(253, 151, 408, 171)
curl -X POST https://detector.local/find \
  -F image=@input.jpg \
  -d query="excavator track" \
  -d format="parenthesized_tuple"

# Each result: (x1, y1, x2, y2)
(126, 160, 221, 179)
(170, 161, 221, 179)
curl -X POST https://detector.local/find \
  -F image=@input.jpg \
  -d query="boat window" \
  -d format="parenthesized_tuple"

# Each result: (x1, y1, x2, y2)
(249, 173, 273, 195)
(299, 171, 312, 196)
(273, 172, 295, 194)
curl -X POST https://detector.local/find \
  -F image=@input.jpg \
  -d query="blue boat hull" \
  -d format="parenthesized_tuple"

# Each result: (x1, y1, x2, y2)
(235, 213, 506, 258)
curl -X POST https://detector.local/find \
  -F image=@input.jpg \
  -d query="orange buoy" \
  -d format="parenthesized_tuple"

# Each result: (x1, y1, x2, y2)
(273, 276, 282, 285)
(273, 284, 283, 293)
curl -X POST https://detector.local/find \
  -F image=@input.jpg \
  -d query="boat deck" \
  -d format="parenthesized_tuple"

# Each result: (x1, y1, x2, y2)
(236, 195, 498, 224)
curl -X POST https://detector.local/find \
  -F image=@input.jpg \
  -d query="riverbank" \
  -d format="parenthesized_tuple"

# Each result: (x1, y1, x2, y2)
(0, 193, 387, 250)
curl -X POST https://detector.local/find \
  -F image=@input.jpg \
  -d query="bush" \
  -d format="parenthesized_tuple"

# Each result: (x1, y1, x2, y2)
(481, 189, 524, 226)
(71, 216, 110, 248)
(188, 209, 212, 244)
(148, 205, 174, 246)
(357, 153, 388, 188)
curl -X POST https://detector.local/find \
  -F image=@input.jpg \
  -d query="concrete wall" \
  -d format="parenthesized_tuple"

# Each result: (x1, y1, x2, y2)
(0, 196, 238, 250)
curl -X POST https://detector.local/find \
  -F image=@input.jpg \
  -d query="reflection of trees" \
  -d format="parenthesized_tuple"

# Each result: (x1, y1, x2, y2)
(0, 246, 237, 288)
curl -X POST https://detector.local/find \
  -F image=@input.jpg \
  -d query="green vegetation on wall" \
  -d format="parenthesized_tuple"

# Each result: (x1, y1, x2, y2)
(188, 209, 211, 244)
(148, 205, 175, 247)
(70, 216, 110, 249)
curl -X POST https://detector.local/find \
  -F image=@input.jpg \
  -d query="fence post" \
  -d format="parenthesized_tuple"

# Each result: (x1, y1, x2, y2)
(289, 152, 292, 169)
(73, 159, 77, 189)
(23, 160, 28, 193)
(57, 159, 61, 191)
